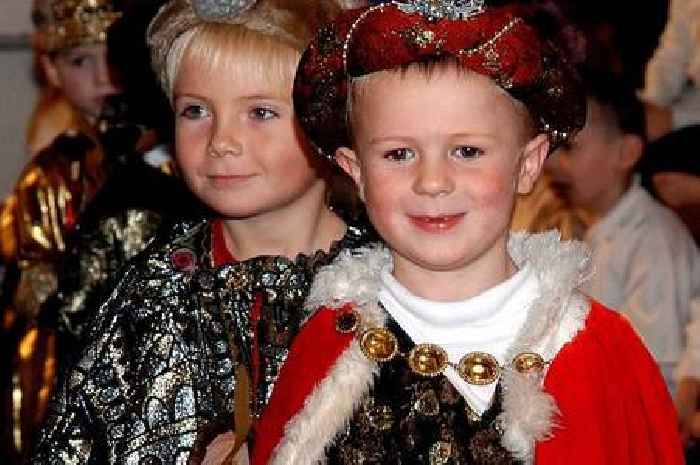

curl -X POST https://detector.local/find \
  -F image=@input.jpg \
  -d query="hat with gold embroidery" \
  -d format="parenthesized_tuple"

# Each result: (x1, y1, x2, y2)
(293, 0, 586, 159)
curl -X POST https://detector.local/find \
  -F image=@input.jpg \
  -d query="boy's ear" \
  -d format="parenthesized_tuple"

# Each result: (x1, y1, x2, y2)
(618, 134, 644, 171)
(40, 54, 62, 89)
(517, 133, 549, 194)
(335, 147, 365, 201)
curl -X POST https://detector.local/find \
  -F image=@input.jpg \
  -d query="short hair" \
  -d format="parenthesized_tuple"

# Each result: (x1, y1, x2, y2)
(581, 69, 646, 141)
(348, 59, 535, 146)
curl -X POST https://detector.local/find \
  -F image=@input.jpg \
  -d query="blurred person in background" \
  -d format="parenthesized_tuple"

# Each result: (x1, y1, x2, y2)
(639, 0, 700, 142)
(640, 131, 700, 244)
(639, 131, 700, 461)
(545, 72, 700, 458)
(0, 0, 122, 462)
(40, 0, 205, 379)
(24, 0, 118, 157)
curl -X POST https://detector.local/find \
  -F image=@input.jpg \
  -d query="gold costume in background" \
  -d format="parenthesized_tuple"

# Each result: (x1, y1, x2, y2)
(0, 1, 120, 461)
(32, 0, 121, 53)
(0, 127, 104, 463)
(14, 130, 104, 316)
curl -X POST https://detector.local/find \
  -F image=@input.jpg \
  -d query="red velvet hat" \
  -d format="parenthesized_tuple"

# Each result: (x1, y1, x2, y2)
(293, 0, 586, 159)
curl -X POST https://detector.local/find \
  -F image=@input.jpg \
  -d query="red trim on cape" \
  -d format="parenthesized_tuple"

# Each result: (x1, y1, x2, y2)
(250, 304, 356, 465)
(251, 293, 263, 397)
(212, 219, 236, 265)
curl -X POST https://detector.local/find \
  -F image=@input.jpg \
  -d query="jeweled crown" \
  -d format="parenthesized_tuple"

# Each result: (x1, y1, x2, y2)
(33, 0, 121, 52)
(191, 0, 257, 21)
(395, 0, 485, 21)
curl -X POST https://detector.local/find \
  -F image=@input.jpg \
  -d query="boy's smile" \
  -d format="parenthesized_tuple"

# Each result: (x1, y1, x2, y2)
(408, 213, 466, 233)
(337, 67, 548, 300)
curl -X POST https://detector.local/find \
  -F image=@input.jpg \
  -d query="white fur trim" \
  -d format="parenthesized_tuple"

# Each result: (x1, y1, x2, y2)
(499, 371, 559, 463)
(305, 245, 392, 319)
(280, 232, 592, 462)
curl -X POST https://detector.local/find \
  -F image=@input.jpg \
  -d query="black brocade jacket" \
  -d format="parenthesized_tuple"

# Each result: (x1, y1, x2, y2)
(327, 319, 521, 465)
(31, 219, 373, 465)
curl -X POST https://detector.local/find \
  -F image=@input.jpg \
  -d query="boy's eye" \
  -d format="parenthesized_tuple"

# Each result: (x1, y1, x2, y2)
(452, 146, 483, 159)
(384, 148, 415, 161)
(179, 104, 210, 120)
(69, 54, 90, 67)
(250, 107, 279, 121)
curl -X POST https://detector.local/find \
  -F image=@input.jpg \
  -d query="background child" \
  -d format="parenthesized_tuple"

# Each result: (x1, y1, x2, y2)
(544, 72, 700, 410)
(639, 0, 700, 141)
(0, 1, 122, 462)
(252, 2, 682, 464)
(26, 0, 122, 156)
(546, 72, 700, 461)
(30, 1, 373, 464)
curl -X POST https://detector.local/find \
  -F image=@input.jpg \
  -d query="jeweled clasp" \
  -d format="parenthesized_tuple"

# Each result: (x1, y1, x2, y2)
(394, 0, 485, 21)
(191, 0, 256, 21)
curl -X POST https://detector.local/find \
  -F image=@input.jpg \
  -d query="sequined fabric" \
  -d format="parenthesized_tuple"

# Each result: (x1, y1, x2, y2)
(49, 209, 162, 372)
(31, 219, 373, 465)
(326, 320, 522, 465)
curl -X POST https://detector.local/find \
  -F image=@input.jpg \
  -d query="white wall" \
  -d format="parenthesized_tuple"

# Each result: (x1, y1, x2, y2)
(0, 0, 33, 36)
(0, 0, 37, 197)
(0, 49, 35, 197)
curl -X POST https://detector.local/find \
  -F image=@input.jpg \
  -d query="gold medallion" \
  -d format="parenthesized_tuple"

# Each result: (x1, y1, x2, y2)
(360, 328, 398, 362)
(512, 352, 546, 374)
(408, 344, 448, 377)
(457, 352, 500, 385)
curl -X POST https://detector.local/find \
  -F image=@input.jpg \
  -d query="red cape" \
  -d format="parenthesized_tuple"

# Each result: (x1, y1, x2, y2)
(253, 301, 684, 465)
(537, 302, 683, 464)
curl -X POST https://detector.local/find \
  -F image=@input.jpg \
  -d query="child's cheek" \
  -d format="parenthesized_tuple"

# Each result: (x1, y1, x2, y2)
(470, 171, 515, 208)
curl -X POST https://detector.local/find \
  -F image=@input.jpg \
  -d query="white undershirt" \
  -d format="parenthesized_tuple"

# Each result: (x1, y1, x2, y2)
(378, 264, 540, 414)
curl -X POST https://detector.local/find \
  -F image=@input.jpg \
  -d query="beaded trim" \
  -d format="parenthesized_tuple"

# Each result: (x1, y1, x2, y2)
(342, 3, 388, 73)
(458, 17, 523, 57)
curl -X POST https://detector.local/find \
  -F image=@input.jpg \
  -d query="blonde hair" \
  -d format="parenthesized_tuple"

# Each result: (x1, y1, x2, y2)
(149, 0, 341, 100)
(168, 23, 300, 100)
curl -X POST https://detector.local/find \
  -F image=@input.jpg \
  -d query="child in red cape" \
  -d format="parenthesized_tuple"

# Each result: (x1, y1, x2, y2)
(250, 1, 684, 464)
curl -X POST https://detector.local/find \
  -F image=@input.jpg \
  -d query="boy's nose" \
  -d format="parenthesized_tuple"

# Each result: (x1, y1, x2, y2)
(413, 159, 455, 197)
(209, 119, 243, 158)
(95, 55, 120, 94)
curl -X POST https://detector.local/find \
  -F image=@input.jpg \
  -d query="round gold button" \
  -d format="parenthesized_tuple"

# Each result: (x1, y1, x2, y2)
(408, 344, 448, 377)
(512, 352, 546, 374)
(457, 352, 500, 385)
(360, 328, 398, 362)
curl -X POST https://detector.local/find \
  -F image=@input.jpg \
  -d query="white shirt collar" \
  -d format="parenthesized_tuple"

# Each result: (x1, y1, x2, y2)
(378, 263, 540, 413)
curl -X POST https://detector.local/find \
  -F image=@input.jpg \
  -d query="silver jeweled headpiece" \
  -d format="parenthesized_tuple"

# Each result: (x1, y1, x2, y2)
(191, 0, 256, 21)
(395, 0, 485, 21)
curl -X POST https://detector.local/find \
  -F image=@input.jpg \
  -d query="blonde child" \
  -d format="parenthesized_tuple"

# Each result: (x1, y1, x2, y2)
(252, 2, 683, 464)
(31, 1, 373, 464)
